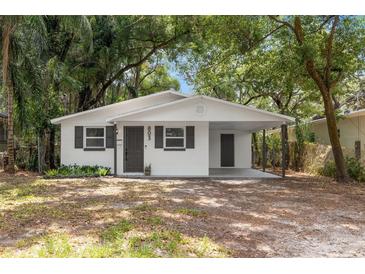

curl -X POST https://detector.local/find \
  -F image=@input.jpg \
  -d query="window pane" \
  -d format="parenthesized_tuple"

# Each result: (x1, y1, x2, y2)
(86, 138, 104, 147)
(166, 128, 184, 137)
(86, 128, 104, 137)
(166, 138, 184, 147)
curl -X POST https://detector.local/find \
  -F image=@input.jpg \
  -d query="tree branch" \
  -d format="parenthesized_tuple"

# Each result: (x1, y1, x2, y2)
(325, 16, 339, 86)
(310, 16, 335, 34)
(269, 16, 295, 32)
(138, 63, 159, 85)
(244, 23, 286, 52)
(83, 30, 190, 109)
(243, 94, 262, 105)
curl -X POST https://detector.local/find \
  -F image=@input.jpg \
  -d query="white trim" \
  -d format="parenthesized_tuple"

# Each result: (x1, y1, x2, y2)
(201, 95, 295, 122)
(107, 95, 295, 123)
(164, 127, 185, 149)
(84, 126, 105, 149)
(309, 108, 365, 125)
(51, 90, 188, 124)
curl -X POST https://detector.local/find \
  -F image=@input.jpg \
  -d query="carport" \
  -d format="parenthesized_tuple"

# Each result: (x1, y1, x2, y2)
(208, 120, 290, 178)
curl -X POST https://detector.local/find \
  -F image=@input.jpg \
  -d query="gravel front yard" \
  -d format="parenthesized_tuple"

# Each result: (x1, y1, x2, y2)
(0, 171, 365, 257)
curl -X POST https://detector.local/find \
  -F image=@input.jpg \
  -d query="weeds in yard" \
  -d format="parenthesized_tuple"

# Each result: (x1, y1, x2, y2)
(82, 244, 117, 258)
(2, 222, 227, 258)
(176, 207, 207, 217)
(146, 216, 164, 226)
(37, 234, 75, 258)
(127, 230, 183, 257)
(16, 234, 46, 249)
(194, 236, 227, 257)
(133, 202, 154, 211)
(0, 176, 227, 258)
(101, 220, 133, 242)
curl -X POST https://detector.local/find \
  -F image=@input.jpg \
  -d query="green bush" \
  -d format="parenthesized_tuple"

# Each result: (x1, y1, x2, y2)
(44, 164, 111, 178)
(318, 160, 336, 178)
(318, 157, 365, 183)
(345, 157, 365, 182)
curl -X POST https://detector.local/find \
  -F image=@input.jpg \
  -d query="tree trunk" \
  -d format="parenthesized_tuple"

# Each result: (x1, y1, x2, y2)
(2, 23, 15, 173)
(44, 128, 50, 170)
(37, 132, 46, 173)
(291, 16, 349, 183)
(78, 85, 93, 111)
(304, 60, 349, 182)
(322, 90, 349, 182)
(49, 127, 56, 169)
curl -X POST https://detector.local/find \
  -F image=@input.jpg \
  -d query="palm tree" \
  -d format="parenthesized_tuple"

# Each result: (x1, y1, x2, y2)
(1, 16, 17, 173)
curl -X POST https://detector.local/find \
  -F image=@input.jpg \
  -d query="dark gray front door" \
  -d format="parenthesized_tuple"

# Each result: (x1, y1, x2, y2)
(124, 126, 144, 172)
(221, 134, 234, 167)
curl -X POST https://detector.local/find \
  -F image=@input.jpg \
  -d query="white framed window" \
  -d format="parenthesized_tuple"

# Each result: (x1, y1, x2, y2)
(165, 127, 185, 148)
(85, 127, 105, 148)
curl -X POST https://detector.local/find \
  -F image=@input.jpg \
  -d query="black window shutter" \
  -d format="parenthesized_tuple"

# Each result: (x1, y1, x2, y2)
(155, 126, 163, 148)
(106, 126, 115, 148)
(186, 126, 195, 149)
(75, 126, 83, 149)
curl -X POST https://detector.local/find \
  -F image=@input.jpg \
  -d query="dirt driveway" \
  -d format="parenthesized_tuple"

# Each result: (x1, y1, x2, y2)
(0, 172, 365, 257)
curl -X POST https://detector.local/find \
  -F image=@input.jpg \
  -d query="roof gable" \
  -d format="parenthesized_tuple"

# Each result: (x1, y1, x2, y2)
(51, 90, 187, 124)
(107, 95, 294, 123)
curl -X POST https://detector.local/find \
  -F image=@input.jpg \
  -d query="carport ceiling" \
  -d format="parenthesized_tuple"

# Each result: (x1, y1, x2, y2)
(209, 121, 285, 132)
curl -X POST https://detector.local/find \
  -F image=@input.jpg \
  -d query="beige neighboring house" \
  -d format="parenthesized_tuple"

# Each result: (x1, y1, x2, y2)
(290, 109, 365, 161)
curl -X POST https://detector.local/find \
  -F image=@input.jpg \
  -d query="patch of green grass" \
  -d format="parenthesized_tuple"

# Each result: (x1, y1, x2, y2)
(15, 184, 48, 198)
(0, 181, 50, 208)
(133, 203, 154, 211)
(37, 234, 75, 258)
(176, 207, 207, 217)
(128, 236, 157, 257)
(15, 187, 33, 197)
(3, 230, 228, 258)
(0, 203, 90, 234)
(146, 216, 163, 226)
(16, 234, 45, 249)
(101, 220, 133, 242)
(82, 244, 118, 258)
(191, 235, 228, 258)
(10, 204, 64, 221)
(127, 230, 183, 257)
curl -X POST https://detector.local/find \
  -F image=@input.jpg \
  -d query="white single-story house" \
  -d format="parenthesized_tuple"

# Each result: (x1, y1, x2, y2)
(51, 90, 294, 177)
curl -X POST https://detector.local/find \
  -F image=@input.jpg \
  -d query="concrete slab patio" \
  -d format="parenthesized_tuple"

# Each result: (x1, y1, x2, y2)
(119, 168, 280, 179)
(209, 168, 280, 178)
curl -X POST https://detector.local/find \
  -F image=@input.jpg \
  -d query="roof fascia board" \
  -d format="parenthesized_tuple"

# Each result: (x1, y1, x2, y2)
(107, 95, 295, 123)
(51, 90, 187, 124)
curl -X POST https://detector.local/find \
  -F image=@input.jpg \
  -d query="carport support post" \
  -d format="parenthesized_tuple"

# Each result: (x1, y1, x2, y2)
(281, 124, 287, 178)
(262, 129, 266, 172)
(114, 123, 117, 176)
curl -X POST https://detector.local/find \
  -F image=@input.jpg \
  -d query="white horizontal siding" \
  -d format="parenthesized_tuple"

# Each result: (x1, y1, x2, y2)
(209, 129, 251, 168)
(116, 121, 209, 176)
(60, 122, 114, 173)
